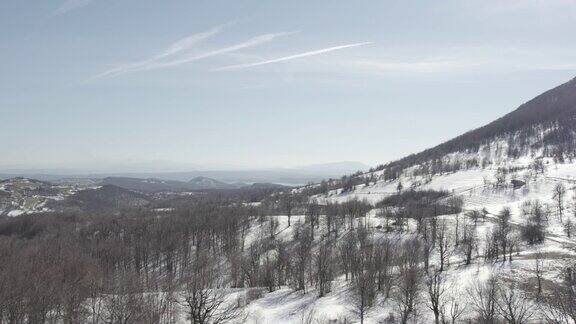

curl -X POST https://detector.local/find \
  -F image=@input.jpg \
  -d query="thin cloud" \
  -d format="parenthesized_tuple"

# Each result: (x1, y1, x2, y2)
(89, 30, 297, 82)
(51, 0, 93, 17)
(214, 42, 373, 71)
(140, 31, 299, 71)
(90, 24, 231, 81)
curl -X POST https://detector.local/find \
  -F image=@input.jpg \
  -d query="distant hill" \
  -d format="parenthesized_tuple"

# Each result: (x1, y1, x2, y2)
(0, 178, 73, 216)
(188, 176, 241, 190)
(100, 176, 241, 193)
(53, 185, 150, 212)
(101, 177, 193, 193)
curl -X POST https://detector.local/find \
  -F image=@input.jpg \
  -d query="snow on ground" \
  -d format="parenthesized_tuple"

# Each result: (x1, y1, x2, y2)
(213, 215, 576, 323)
(317, 168, 495, 205)
(7, 209, 25, 217)
(232, 161, 576, 323)
(320, 160, 576, 239)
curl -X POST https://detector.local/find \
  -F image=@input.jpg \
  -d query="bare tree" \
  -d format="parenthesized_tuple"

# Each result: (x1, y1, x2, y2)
(86, 264, 105, 324)
(496, 207, 513, 262)
(468, 276, 499, 323)
(274, 240, 290, 287)
(540, 302, 570, 324)
(339, 232, 358, 281)
(374, 238, 395, 299)
(395, 239, 423, 324)
(496, 285, 534, 324)
(262, 255, 277, 293)
(59, 251, 98, 324)
(554, 183, 567, 222)
(305, 200, 321, 240)
(425, 270, 447, 324)
(437, 220, 452, 272)
(325, 202, 338, 237)
(417, 218, 434, 272)
(460, 224, 477, 265)
(290, 223, 313, 293)
(268, 217, 279, 239)
(281, 193, 298, 227)
(315, 239, 334, 297)
(507, 233, 520, 262)
(351, 267, 377, 324)
(544, 263, 576, 323)
(441, 293, 468, 324)
(535, 249, 544, 298)
(180, 252, 240, 324)
(564, 218, 574, 238)
(101, 272, 148, 324)
(351, 244, 377, 324)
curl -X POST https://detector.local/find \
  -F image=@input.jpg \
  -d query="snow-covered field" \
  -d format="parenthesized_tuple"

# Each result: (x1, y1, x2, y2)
(203, 213, 575, 323)
(218, 160, 576, 323)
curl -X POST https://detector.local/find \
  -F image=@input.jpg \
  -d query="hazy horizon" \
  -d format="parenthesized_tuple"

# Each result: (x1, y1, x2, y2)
(3, 0, 576, 169)
(0, 160, 371, 174)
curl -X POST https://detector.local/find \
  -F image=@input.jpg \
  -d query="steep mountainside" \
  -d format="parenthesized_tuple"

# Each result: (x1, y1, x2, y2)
(289, 78, 576, 323)
(376, 77, 576, 179)
(307, 77, 576, 210)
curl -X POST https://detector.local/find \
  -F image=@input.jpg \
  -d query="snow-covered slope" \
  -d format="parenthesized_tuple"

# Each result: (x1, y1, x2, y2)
(229, 77, 576, 323)
(315, 76, 576, 208)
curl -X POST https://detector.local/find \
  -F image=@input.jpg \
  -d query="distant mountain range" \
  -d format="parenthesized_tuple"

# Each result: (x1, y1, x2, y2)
(100, 176, 243, 193)
(0, 175, 292, 216)
(0, 161, 369, 186)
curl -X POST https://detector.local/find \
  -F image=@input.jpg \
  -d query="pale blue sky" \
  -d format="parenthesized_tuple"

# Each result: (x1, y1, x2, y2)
(2, 0, 576, 170)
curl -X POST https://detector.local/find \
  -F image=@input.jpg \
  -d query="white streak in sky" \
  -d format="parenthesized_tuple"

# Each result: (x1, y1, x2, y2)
(140, 31, 299, 71)
(51, 0, 93, 17)
(214, 42, 373, 71)
(89, 24, 231, 81)
(89, 29, 297, 82)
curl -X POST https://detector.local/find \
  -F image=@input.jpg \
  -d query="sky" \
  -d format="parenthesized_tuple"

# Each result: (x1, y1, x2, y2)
(2, 0, 576, 171)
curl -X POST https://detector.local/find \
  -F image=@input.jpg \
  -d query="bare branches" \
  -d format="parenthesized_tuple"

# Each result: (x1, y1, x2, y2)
(179, 251, 241, 324)
(468, 276, 498, 323)
(495, 285, 534, 324)
(425, 270, 447, 324)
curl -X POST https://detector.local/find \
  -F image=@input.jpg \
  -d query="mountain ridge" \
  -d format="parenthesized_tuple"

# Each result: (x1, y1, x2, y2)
(374, 76, 576, 178)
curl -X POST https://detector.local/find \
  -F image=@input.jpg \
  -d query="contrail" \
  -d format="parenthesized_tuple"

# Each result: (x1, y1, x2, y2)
(88, 29, 297, 82)
(89, 23, 232, 81)
(139, 31, 299, 72)
(51, 0, 93, 17)
(214, 42, 374, 71)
